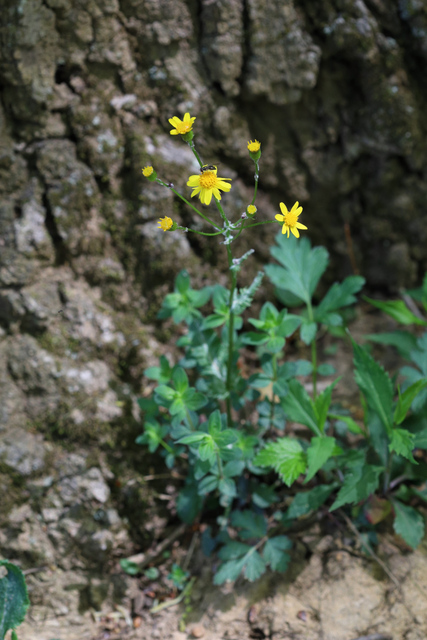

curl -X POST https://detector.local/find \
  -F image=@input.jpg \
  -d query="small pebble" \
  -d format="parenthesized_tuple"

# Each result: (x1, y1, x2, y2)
(191, 624, 206, 638)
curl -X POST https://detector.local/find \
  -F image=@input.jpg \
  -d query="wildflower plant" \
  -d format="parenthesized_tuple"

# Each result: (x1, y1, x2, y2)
(135, 112, 427, 586)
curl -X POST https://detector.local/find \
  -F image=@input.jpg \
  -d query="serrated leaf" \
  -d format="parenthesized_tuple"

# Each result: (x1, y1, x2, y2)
(394, 379, 427, 425)
(213, 557, 247, 585)
(0, 561, 30, 639)
(254, 437, 307, 487)
(263, 536, 292, 571)
(330, 464, 382, 511)
(231, 510, 267, 539)
(352, 339, 393, 434)
(285, 484, 335, 520)
(305, 436, 336, 483)
(389, 429, 416, 463)
(392, 500, 425, 548)
(364, 297, 427, 326)
(243, 550, 266, 581)
(281, 379, 321, 435)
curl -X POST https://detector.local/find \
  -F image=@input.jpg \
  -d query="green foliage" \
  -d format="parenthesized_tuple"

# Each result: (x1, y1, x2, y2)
(0, 560, 30, 640)
(135, 204, 427, 585)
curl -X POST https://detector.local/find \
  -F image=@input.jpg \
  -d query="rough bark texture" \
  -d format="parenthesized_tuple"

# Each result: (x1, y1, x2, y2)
(1, 0, 427, 493)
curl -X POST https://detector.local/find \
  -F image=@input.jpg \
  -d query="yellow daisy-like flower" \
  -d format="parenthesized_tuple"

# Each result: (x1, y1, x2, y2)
(187, 167, 232, 206)
(142, 166, 154, 177)
(275, 201, 307, 238)
(247, 139, 261, 153)
(169, 112, 196, 136)
(158, 216, 173, 232)
(247, 204, 257, 215)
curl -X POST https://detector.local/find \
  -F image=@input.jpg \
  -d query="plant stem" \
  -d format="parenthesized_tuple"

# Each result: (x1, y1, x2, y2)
(157, 180, 221, 230)
(306, 300, 317, 399)
(187, 140, 203, 167)
(269, 353, 278, 429)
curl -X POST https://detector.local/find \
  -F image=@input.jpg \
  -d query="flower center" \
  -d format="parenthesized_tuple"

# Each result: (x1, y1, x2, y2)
(284, 211, 298, 226)
(199, 172, 217, 188)
(177, 122, 191, 134)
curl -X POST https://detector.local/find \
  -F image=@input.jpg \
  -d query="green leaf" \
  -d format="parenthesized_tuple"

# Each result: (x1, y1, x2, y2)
(231, 510, 267, 539)
(263, 536, 292, 571)
(155, 385, 176, 403)
(317, 363, 336, 376)
(243, 551, 267, 582)
(300, 320, 317, 345)
(0, 561, 30, 639)
(172, 367, 189, 393)
(175, 269, 190, 294)
(177, 432, 208, 445)
(330, 464, 382, 511)
(351, 339, 393, 434)
(316, 276, 365, 318)
(328, 413, 364, 435)
(214, 541, 267, 584)
(144, 355, 173, 383)
(177, 482, 203, 523)
(413, 428, 427, 449)
(198, 474, 219, 495)
(305, 436, 336, 483)
(254, 437, 307, 487)
(199, 437, 216, 464)
(281, 379, 321, 435)
(120, 559, 141, 575)
(219, 477, 237, 498)
(389, 429, 416, 463)
(392, 500, 425, 548)
(285, 484, 335, 520)
(213, 557, 247, 585)
(266, 235, 329, 306)
(365, 331, 418, 360)
(364, 297, 427, 326)
(232, 272, 264, 315)
(394, 379, 427, 425)
(313, 379, 340, 432)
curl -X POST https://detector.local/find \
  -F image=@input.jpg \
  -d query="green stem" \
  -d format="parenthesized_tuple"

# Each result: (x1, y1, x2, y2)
(225, 243, 237, 428)
(179, 227, 223, 237)
(251, 161, 260, 205)
(187, 140, 203, 167)
(160, 439, 174, 455)
(307, 300, 317, 399)
(383, 449, 394, 495)
(269, 353, 278, 429)
(157, 180, 221, 230)
(242, 220, 278, 229)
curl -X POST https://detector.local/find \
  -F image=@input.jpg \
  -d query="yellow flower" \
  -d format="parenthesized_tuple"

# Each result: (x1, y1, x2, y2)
(247, 204, 257, 215)
(187, 166, 232, 206)
(275, 201, 307, 238)
(158, 216, 173, 232)
(169, 112, 196, 136)
(142, 166, 154, 177)
(247, 139, 261, 153)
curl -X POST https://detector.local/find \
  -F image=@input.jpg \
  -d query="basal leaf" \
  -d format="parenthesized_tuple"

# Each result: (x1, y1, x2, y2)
(313, 379, 340, 432)
(316, 276, 365, 319)
(305, 436, 336, 483)
(365, 331, 418, 360)
(392, 500, 425, 548)
(330, 464, 382, 511)
(243, 550, 267, 581)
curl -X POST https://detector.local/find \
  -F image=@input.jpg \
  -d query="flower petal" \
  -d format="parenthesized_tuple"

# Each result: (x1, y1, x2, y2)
(170, 129, 179, 135)
(187, 175, 200, 186)
(296, 222, 308, 230)
(291, 227, 300, 238)
(275, 214, 284, 222)
(279, 202, 289, 216)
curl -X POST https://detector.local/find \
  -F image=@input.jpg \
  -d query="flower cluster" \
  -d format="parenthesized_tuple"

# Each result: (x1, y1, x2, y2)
(140, 112, 307, 238)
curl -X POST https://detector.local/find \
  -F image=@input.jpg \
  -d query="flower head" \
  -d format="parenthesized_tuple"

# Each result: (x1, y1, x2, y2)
(247, 140, 261, 153)
(158, 216, 174, 232)
(169, 112, 196, 136)
(187, 166, 232, 206)
(142, 165, 157, 181)
(247, 204, 257, 215)
(275, 201, 307, 238)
